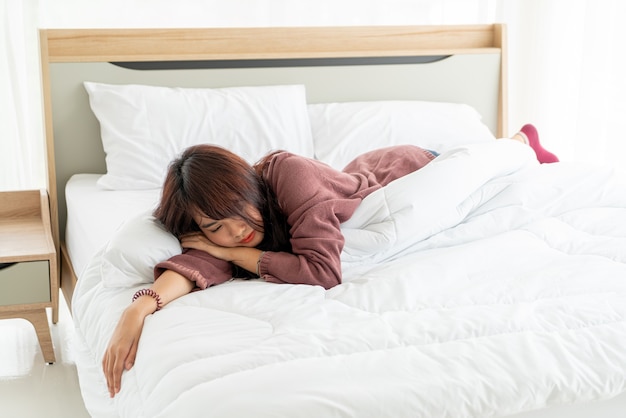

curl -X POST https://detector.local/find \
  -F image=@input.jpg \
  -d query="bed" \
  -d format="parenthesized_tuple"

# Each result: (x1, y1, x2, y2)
(39, 25, 626, 417)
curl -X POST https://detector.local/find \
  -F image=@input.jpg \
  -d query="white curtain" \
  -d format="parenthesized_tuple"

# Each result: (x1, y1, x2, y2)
(2, 0, 625, 191)
(502, 0, 626, 169)
(0, 0, 45, 191)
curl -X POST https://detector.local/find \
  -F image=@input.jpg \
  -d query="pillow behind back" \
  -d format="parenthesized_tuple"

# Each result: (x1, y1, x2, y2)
(84, 82, 314, 190)
(308, 100, 496, 170)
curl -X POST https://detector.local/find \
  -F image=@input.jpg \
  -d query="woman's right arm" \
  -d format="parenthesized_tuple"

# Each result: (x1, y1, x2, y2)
(102, 269, 194, 398)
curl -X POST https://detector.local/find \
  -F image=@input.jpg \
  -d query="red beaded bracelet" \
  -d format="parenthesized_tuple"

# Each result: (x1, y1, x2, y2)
(132, 288, 163, 311)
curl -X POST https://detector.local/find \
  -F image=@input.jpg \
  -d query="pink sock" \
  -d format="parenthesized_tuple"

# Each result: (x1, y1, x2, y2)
(520, 124, 559, 164)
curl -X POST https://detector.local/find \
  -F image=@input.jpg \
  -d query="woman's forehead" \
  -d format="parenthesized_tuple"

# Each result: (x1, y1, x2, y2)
(191, 202, 255, 223)
(191, 208, 214, 222)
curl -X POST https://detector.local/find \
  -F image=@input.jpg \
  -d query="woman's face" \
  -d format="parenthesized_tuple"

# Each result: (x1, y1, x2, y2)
(193, 204, 264, 248)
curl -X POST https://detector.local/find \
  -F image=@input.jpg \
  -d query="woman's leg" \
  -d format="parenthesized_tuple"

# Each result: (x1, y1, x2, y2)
(511, 124, 559, 164)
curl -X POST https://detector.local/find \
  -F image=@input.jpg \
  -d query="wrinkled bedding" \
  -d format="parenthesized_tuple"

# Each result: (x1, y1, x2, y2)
(72, 140, 626, 418)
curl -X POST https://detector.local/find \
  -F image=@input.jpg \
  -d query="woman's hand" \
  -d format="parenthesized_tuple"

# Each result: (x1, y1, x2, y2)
(101, 271, 194, 398)
(181, 232, 231, 260)
(102, 301, 150, 398)
(181, 233, 264, 276)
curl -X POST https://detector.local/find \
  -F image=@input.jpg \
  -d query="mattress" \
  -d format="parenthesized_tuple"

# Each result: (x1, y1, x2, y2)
(69, 142, 626, 417)
(64, 174, 160, 278)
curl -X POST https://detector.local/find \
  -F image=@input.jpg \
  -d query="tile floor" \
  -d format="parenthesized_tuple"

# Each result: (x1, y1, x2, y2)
(0, 293, 91, 417)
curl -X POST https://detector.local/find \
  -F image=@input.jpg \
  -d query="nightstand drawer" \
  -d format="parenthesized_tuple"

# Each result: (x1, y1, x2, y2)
(0, 261, 50, 306)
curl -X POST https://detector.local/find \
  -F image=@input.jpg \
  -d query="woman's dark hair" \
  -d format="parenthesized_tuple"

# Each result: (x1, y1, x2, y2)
(154, 144, 292, 255)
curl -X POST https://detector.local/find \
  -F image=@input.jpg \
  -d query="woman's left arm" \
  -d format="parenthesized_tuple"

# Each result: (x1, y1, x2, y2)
(181, 233, 264, 276)
(256, 154, 362, 288)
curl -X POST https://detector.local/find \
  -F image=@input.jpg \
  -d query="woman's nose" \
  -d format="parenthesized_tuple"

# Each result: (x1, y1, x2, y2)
(232, 223, 246, 239)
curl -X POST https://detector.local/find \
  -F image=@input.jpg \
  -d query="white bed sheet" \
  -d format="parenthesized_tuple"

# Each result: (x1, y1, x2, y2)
(70, 143, 626, 418)
(65, 174, 160, 278)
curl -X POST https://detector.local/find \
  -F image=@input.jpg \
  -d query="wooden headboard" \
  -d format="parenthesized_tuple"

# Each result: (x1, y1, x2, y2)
(38, 24, 507, 296)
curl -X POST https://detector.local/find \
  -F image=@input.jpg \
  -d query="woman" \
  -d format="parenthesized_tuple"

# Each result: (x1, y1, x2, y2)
(102, 124, 557, 398)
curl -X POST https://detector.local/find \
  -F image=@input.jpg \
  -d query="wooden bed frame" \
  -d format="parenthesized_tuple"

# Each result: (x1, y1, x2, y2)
(38, 24, 508, 310)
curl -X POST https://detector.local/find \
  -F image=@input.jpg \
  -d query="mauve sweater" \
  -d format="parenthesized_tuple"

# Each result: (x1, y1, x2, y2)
(154, 145, 435, 289)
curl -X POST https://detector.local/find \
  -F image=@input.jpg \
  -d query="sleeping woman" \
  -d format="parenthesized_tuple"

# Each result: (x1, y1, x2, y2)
(102, 123, 557, 398)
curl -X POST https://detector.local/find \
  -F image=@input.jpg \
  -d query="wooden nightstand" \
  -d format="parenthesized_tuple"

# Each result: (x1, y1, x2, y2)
(0, 189, 58, 364)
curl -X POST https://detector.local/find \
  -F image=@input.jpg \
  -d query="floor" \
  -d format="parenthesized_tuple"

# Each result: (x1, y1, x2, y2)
(0, 292, 91, 418)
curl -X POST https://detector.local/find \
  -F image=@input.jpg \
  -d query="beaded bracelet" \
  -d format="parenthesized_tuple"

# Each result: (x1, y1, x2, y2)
(132, 288, 163, 311)
(256, 251, 266, 277)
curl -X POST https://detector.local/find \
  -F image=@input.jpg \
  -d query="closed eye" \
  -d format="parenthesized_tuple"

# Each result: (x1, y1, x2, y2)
(200, 221, 220, 233)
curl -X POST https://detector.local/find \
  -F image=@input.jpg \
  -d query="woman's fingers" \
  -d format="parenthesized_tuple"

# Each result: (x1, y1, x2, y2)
(103, 337, 135, 397)
(102, 351, 113, 397)
(102, 308, 144, 398)
(125, 339, 138, 370)
(110, 348, 126, 397)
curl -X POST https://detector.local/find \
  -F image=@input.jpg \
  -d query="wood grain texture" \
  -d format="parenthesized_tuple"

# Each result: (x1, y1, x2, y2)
(0, 190, 55, 262)
(0, 309, 56, 363)
(43, 25, 501, 62)
(0, 190, 59, 334)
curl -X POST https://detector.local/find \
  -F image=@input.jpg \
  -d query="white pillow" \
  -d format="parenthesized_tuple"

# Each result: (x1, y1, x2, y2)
(100, 211, 181, 288)
(84, 82, 314, 190)
(308, 100, 496, 170)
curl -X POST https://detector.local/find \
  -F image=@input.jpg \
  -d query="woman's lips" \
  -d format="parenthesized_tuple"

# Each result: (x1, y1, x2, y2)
(240, 231, 255, 244)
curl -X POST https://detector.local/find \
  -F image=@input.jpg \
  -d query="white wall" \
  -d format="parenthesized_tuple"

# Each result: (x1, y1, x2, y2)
(39, 0, 497, 28)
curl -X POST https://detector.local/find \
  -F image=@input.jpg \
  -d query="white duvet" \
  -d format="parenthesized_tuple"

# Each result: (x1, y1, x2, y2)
(72, 140, 626, 418)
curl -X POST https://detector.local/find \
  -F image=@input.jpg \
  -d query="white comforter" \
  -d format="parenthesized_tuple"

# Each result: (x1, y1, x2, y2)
(72, 140, 626, 418)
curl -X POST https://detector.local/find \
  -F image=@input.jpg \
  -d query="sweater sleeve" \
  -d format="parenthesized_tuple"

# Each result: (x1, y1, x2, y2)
(259, 147, 434, 289)
(153, 248, 233, 289)
(259, 154, 365, 289)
